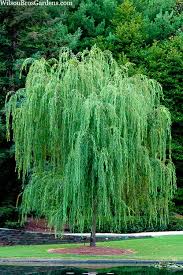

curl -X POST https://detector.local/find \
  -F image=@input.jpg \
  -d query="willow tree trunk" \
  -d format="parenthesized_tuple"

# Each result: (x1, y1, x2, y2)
(90, 200, 97, 247)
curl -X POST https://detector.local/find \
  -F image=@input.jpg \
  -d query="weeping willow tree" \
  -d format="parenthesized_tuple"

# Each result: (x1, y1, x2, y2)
(6, 47, 176, 246)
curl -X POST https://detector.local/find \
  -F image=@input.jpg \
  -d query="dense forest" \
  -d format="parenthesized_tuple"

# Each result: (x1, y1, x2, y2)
(0, 0, 182, 231)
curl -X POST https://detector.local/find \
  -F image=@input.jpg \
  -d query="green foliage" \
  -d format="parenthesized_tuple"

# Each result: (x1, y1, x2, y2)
(168, 215, 183, 230)
(143, 9, 183, 43)
(73, 216, 168, 233)
(94, 0, 182, 59)
(67, 0, 119, 50)
(133, 35, 183, 120)
(94, 0, 146, 59)
(175, 0, 183, 14)
(132, 36, 183, 194)
(3, 221, 21, 229)
(113, 0, 145, 47)
(111, 0, 146, 53)
(0, 206, 18, 227)
(6, 47, 176, 233)
(133, 0, 176, 19)
(174, 188, 183, 214)
(17, 19, 81, 58)
(133, 0, 182, 44)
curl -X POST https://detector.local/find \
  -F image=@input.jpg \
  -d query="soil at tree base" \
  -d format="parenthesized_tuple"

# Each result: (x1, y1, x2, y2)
(48, 246, 134, 255)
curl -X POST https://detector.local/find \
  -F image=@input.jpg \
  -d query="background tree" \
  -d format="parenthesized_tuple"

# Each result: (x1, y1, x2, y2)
(6, 48, 176, 246)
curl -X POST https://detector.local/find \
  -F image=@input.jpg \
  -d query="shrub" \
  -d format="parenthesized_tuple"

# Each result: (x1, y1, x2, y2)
(0, 206, 19, 228)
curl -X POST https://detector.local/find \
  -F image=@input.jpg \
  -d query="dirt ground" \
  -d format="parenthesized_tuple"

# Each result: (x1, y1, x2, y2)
(48, 246, 134, 256)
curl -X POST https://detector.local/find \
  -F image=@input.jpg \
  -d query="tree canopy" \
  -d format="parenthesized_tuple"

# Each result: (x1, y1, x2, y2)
(6, 47, 176, 240)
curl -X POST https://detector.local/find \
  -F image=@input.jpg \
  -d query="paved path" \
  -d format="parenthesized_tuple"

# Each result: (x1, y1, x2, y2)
(64, 231, 183, 238)
(0, 258, 183, 266)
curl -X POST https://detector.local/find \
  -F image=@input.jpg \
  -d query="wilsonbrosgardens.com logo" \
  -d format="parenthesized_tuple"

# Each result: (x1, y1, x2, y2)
(0, 0, 73, 5)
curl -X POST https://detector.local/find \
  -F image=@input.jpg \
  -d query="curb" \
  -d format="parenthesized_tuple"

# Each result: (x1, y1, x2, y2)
(0, 258, 183, 265)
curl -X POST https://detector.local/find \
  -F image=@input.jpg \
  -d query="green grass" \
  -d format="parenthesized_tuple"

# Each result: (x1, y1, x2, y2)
(0, 236, 183, 261)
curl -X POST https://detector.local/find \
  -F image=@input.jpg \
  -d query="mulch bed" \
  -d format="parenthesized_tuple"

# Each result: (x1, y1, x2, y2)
(24, 218, 52, 232)
(48, 246, 134, 256)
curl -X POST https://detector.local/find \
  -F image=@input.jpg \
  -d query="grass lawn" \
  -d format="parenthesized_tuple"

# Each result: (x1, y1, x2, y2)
(0, 236, 182, 261)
